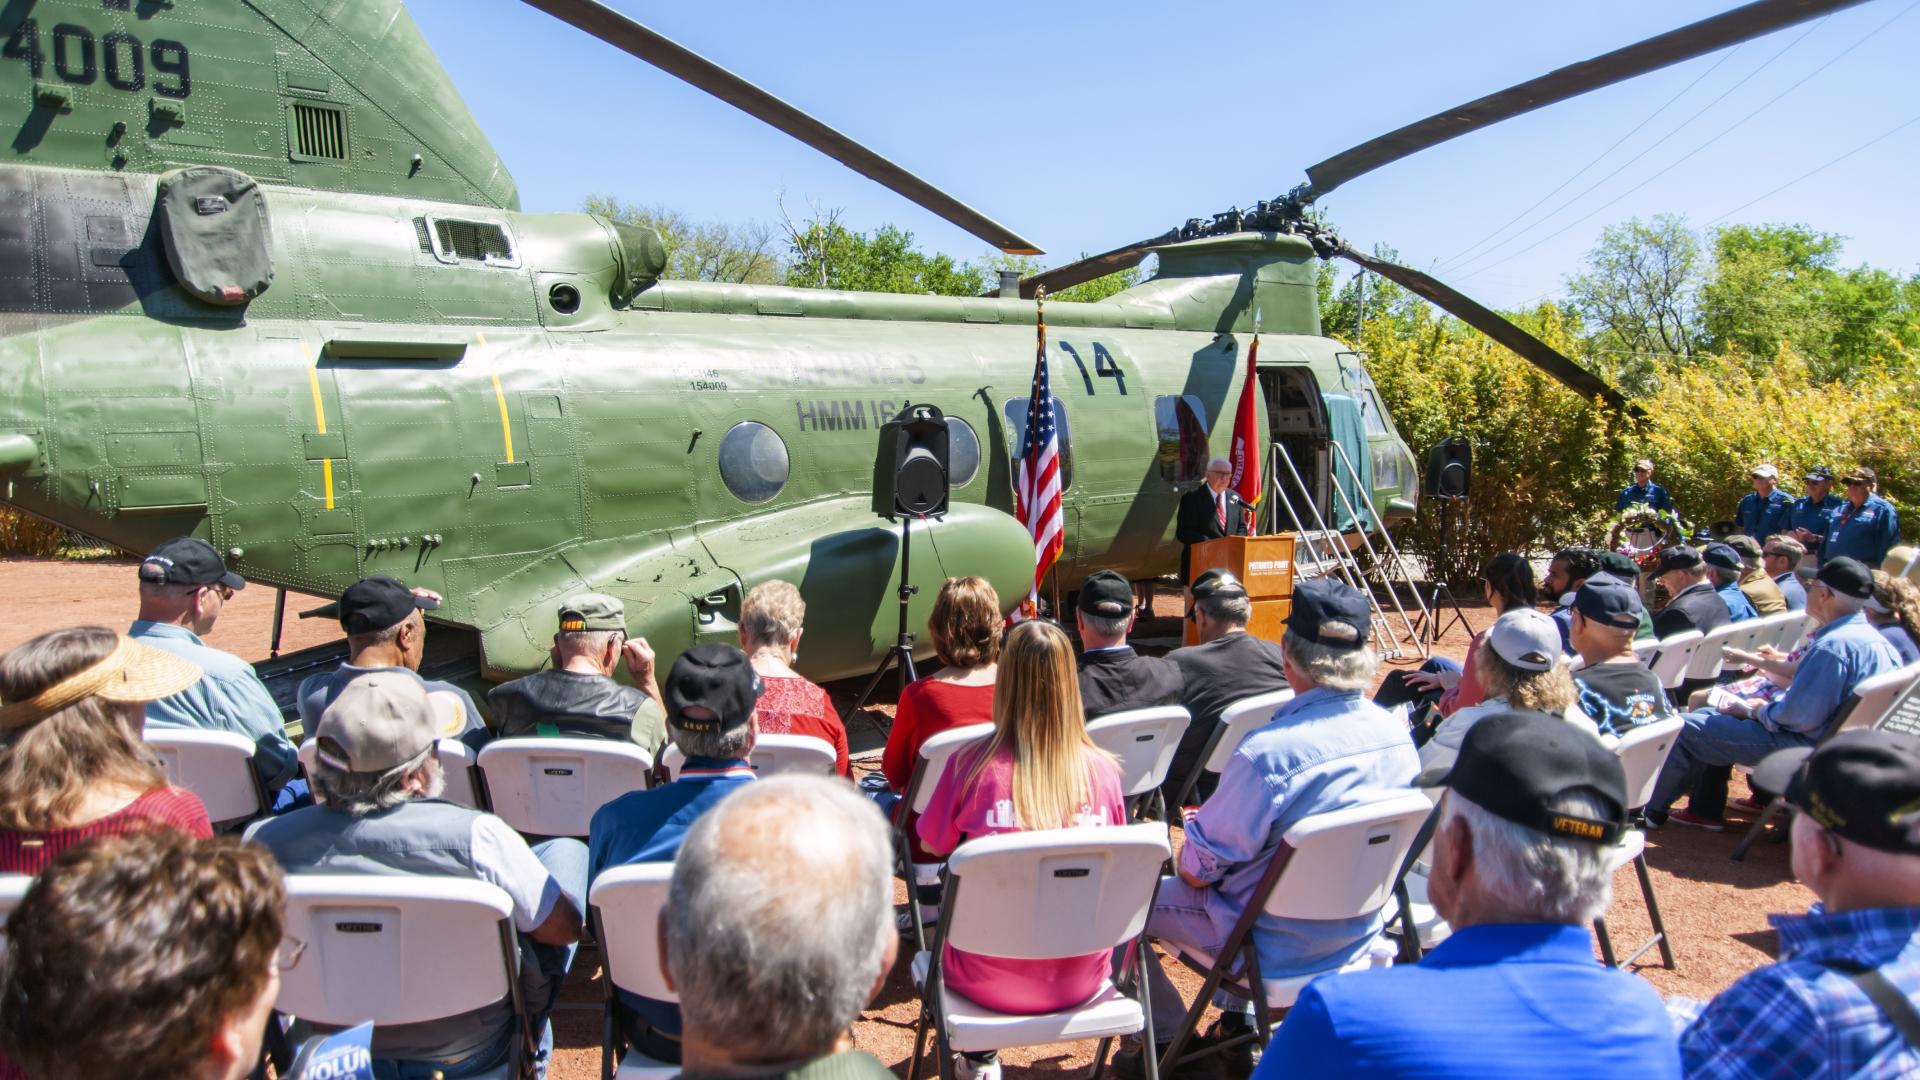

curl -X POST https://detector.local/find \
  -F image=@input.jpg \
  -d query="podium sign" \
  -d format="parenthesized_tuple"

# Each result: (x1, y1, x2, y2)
(1186, 534, 1297, 646)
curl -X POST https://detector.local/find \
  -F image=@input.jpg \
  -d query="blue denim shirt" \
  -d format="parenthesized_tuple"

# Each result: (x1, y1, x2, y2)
(1180, 686, 1419, 977)
(1775, 572, 1807, 611)
(1824, 495, 1901, 567)
(1617, 482, 1674, 514)
(1679, 904, 1920, 1079)
(1736, 490, 1793, 539)
(1716, 582, 1758, 624)
(1756, 612, 1901, 736)
(1790, 494, 1844, 540)
(129, 620, 299, 793)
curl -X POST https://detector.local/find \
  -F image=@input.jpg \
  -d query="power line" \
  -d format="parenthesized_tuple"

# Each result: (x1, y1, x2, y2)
(1705, 112, 1920, 225)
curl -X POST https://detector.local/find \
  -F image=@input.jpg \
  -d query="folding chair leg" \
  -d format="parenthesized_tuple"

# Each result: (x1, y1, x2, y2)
(1390, 879, 1424, 964)
(1636, 852, 1676, 969)
(1137, 939, 1159, 1080)
(907, 1004, 930, 1080)
(1593, 916, 1618, 968)
(1091, 1037, 1114, 1080)
(1158, 962, 1221, 1074)
(1730, 797, 1784, 862)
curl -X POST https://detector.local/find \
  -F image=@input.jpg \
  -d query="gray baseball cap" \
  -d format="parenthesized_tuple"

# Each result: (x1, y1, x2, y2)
(1486, 609, 1560, 672)
(558, 592, 627, 633)
(313, 672, 438, 773)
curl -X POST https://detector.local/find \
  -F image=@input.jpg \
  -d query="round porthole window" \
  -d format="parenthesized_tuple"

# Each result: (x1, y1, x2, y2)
(946, 417, 980, 488)
(718, 421, 789, 504)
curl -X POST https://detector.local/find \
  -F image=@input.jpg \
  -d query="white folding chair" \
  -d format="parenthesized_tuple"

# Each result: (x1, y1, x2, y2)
(660, 733, 837, 780)
(1684, 622, 1749, 683)
(144, 727, 267, 825)
(298, 738, 483, 810)
(476, 737, 654, 837)
(1649, 631, 1705, 693)
(276, 875, 528, 1080)
(0, 874, 31, 960)
(1773, 611, 1814, 652)
(588, 863, 679, 1080)
(1171, 689, 1295, 807)
(1594, 715, 1684, 969)
(907, 823, 1172, 1080)
(893, 722, 995, 956)
(1158, 791, 1431, 1073)
(1631, 637, 1660, 664)
(1085, 706, 1192, 820)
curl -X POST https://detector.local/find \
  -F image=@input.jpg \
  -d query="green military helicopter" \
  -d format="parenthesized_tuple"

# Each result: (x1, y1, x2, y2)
(0, 0, 1864, 697)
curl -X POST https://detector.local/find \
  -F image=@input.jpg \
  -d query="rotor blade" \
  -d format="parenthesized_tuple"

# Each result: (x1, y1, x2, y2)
(1333, 245, 1634, 413)
(1011, 232, 1177, 299)
(520, 0, 1043, 255)
(1303, 0, 1870, 200)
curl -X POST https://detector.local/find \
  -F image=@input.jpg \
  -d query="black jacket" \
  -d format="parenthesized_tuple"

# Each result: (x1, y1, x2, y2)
(487, 669, 664, 753)
(1654, 581, 1731, 641)
(1164, 631, 1291, 804)
(1077, 647, 1184, 722)
(1176, 485, 1250, 577)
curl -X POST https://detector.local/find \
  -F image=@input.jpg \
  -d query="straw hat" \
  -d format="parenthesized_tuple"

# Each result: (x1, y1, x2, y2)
(0, 636, 202, 729)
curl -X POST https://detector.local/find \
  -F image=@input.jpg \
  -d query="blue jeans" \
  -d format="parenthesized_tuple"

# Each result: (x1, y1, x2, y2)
(1649, 710, 1814, 815)
(1123, 877, 1251, 1036)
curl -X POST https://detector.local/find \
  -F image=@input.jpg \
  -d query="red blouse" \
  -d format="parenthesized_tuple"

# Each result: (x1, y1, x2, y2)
(0, 786, 213, 875)
(754, 674, 851, 776)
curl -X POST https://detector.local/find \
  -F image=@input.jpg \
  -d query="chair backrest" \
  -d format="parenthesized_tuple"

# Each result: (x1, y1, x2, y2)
(1085, 706, 1192, 797)
(277, 874, 517, 1027)
(1840, 662, 1920, 736)
(907, 722, 995, 815)
(1631, 638, 1660, 664)
(1648, 631, 1705, 690)
(1610, 716, 1686, 813)
(588, 862, 676, 1002)
(1206, 689, 1297, 774)
(299, 738, 483, 809)
(661, 733, 838, 781)
(0, 875, 30, 959)
(1685, 622, 1748, 681)
(1775, 612, 1814, 652)
(1262, 791, 1434, 921)
(942, 822, 1170, 960)
(476, 737, 653, 837)
(143, 727, 263, 822)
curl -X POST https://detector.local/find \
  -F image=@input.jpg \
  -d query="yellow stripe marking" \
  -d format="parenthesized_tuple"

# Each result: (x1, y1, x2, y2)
(304, 347, 335, 510)
(491, 372, 514, 463)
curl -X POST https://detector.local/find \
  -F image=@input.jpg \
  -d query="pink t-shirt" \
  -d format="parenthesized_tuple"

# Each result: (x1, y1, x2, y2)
(916, 745, 1128, 1015)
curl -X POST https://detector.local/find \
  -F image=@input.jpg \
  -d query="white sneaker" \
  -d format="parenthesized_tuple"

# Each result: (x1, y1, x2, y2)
(954, 1052, 1001, 1080)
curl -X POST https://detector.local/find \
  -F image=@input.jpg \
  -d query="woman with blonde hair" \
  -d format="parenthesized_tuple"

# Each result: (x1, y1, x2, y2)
(1867, 569, 1920, 665)
(917, 619, 1126, 1054)
(1420, 608, 1597, 773)
(738, 580, 850, 775)
(0, 626, 210, 873)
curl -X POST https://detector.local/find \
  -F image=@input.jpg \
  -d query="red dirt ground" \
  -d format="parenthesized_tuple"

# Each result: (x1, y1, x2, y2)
(0, 558, 1811, 1078)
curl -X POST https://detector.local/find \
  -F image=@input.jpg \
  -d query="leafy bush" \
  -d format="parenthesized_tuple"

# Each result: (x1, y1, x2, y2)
(0, 507, 69, 557)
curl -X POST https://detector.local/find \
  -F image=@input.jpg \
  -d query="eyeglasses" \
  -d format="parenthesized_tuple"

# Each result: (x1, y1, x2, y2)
(203, 584, 234, 601)
(275, 935, 307, 972)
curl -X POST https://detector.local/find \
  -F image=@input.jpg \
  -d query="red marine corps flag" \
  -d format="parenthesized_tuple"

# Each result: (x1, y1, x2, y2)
(1228, 330, 1262, 532)
(1015, 288, 1064, 620)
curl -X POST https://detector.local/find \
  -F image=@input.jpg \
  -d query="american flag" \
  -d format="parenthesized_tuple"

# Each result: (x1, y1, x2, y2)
(1015, 296, 1064, 619)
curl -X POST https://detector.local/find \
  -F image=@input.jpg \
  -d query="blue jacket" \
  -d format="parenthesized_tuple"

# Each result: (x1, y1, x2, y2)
(1617, 482, 1674, 514)
(1260, 923, 1679, 1079)
(1789, 493, 1844, 541)
(1736, 490, 1793, 539)
(1824, 495, 1900, 567)
(1757, 612, 1900, 736)
(1774, 572, 1807, 611)
(131, 620, 299, 794)
(1716, 581, 1759, 624)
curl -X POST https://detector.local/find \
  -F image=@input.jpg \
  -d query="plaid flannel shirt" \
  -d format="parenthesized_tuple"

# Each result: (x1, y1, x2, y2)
(1678, 904, 1920, 1078)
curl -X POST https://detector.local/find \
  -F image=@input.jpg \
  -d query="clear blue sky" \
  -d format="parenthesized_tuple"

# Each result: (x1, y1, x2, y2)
(409, 0, 1918, 310)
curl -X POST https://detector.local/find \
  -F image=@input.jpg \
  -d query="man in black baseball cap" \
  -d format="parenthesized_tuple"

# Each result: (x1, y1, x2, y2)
(129, 537, 303, 810)
(1679, 730, 1920, 1073)
(1568, 574, 1680, 739)
(293, 576, 483, 744)
(1263, 710, 1676, 1073)
(1703, 543, 1761, 623)
(1652, 543, 1731, 644)
(1073, 569, 1182, 721)
(1162, 568, 1286, 809)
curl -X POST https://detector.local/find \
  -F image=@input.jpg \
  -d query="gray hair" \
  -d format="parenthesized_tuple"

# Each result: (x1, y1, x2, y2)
(1196, 590, 1251, 627)
(307, 748, 442, 816)
(1079, 610, 1130, 639)
(1281, 631, 1379, 692)
(667, 776, 893, 1061)
(1444, 791, 1613, 924)
(669, 721, 754, 762)
(1207, 456, 1232, 473)
(1824, 589, 1867, 620)
(1711, 566, 1742, 588)
(347, 621, 406, 650)
(555, 629, 621, 659)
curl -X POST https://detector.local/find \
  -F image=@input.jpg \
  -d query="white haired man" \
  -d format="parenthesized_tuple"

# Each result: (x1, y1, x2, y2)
(665, 775, 899, 1080)
(1175, 456, 1250, 581)
(488, 593, 667, 754)
(1119, 578, 1419, 1078)
(1257, 710, 1679, 1077)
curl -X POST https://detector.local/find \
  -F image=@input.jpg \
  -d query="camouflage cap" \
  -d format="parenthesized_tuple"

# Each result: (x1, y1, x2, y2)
(557, 592, 626, 634)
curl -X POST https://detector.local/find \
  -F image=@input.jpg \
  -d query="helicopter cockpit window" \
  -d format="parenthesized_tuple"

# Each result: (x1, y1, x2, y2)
(415, 216, 520, 269)
(1335, 351, 1390, 437)
(1002, 399, 1072, 492)
(946, 417, 980, 488)
(718, 421, 789, 504)
(1153, 395, 1210, 484)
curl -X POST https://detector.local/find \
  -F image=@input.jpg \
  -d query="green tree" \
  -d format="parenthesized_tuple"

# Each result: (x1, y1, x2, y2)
(779, 205, 981, 295)
(1564, 214, 1702, 393)
(582, 195, 782, 284)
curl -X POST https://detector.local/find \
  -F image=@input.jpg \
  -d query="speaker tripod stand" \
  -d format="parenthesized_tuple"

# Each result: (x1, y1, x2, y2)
(841, 513, 931, 739)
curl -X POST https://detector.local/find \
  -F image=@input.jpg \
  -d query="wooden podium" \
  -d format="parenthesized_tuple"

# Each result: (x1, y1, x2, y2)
(1186, 534, 1297, 646)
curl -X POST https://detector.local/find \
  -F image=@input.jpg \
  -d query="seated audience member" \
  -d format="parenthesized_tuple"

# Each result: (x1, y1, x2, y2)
(918, 620, 1127, 1078)
(1763, 536, 1810, 611)
(1652, 545, 1731, 639)
(1886, 545, 1920, 583)
(129, 536, 303, 809)
(881, 577, 1001, 797)
(1259, 711, 1679, 1079)
(1597, 551, 1659, 642)
(296, 575, 484, 745)
(488, 593, 666, 754)
(1, 627, 211, 872)
(1867, 570, 1920, 666)
(588, 644, 761, 1065)
(666, 777, 901, 1080)
(1736, 463, 1793, 541)
(1647, 558, 1902, 827)
(1704, 543, 1760, 623)
(1120, 579, 1420, 1076)
(1165, 570, 1288, 807)
(1826, 467, 1900, 569)
(1422, 609, 1596, 773)
(737, 580, 849, 776)
(0, 830, 287, 1080)
(1723, 535, 1787, 616)
(1374, 552, 1539, 718)
(1074, 569, 1182, 721)
(249, 674, 586, 1079)
(1569, 575, 1679, 739)
(1543, 547, 1606, 655)
(1678, 731, 1920, 1076)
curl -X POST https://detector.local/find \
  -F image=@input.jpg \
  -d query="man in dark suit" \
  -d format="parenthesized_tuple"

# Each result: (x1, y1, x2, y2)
(1075, 570, 1183, 721)
(1176, 456, 1251, 580)
(1163, 570, 1290, 807)
(1650, 544, 1736, 831)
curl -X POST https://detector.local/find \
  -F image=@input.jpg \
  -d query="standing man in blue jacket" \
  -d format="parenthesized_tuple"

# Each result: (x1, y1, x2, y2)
(1825, 467, 1901, 568)
(1617, 458, 1676, 520)
(1788, 466, 1845, 564)
(1736, 464, 1793, 541)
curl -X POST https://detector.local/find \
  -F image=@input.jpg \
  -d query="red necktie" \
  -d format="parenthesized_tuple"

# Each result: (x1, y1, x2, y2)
(1216, 493, 1227, 529)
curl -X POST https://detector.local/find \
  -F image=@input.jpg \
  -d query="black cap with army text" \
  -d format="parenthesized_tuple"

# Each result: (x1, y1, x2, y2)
(137, 537, 245, 591)
(1076, 570, 1134, 619)
(1817, 556, 1874, 600)
(1415, 709, 1628, 846)
(1284, 577, 1372, 652)
(336, 576, 438, 636)
(664, 643, 762, 735)
(1753, 730, 1920, 855)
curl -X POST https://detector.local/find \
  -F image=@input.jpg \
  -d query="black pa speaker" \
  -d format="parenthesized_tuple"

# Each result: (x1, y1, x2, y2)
(873, 404, 950, 519)
(1424, 437, 1471, 500)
